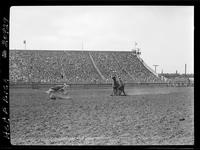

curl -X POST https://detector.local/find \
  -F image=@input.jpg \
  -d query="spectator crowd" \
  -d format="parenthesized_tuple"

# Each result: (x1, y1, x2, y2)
(10, 50, 162, 84)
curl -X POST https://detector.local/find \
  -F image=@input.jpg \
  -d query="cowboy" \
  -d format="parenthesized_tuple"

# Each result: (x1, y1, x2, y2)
(46, 83, 70, 99)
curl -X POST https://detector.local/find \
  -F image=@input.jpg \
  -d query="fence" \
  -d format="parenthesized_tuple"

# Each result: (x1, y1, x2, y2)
(9, 81, 193, 89)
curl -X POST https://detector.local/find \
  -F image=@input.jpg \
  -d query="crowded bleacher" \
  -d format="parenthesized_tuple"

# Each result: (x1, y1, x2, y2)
(9, 50, 162, 84)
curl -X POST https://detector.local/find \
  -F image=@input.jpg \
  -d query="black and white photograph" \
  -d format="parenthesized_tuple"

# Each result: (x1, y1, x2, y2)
(9, 6, 194, 145)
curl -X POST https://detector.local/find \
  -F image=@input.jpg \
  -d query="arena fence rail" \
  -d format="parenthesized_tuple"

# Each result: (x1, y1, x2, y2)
(9, 81, 193, 89)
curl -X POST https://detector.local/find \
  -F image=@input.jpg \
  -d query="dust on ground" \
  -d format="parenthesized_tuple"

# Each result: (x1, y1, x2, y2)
(10, 87, 194, 145)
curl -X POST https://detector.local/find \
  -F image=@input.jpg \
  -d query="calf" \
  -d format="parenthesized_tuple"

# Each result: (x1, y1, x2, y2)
(46, 83, 70, 99)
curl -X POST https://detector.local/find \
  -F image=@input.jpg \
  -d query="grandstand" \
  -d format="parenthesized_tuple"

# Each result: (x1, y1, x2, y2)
(9, 50, 164, 84)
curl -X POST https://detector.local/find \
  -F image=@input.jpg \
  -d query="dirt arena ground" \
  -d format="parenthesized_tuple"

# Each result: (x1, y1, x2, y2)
(10, 86, 194, 145)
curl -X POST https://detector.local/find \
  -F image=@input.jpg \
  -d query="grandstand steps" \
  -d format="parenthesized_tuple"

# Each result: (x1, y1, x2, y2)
(88, 52, 106, 81)
(57, 56, 67, 82)
(111, 53, 135, 81)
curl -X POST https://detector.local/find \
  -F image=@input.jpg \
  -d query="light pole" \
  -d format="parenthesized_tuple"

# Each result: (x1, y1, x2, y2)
(82, 41, 84, 50)
(24, 40, 26, 50)
(185, 64, 187, 77)
(153, 65, 159, 73)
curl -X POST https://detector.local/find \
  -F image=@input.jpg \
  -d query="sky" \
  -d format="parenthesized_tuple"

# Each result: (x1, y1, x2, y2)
(10, 6, 194, 74)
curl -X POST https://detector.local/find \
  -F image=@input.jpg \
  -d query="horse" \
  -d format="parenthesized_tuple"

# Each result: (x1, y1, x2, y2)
(118, 77, 126, 96)
(111, 76, 120, 96)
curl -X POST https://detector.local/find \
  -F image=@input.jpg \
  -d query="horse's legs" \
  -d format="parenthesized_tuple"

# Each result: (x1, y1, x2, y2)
(111, 89, 114, 96)
(118, 89, 121, 96)
(114, 89, 117, 96)
(122, 90, 126, 96)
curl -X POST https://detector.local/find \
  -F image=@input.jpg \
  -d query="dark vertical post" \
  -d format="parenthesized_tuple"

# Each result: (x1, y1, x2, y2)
(185, 64, 187, 77)
(24, 40, 26, 50)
